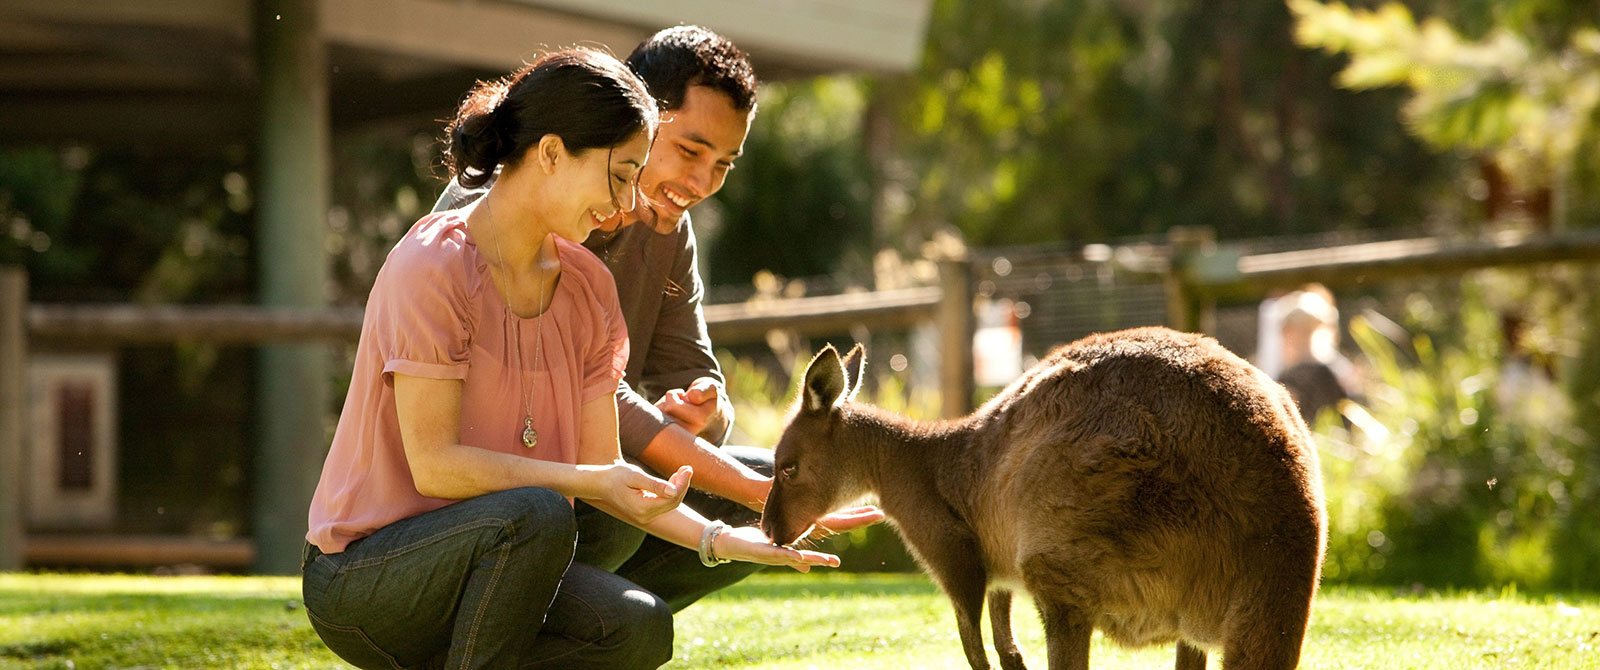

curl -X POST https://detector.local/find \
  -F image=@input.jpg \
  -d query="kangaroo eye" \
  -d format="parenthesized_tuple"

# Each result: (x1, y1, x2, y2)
(780, 463, 797, 479)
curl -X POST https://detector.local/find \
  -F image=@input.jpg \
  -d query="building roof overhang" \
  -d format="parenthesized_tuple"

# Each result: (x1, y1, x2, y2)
(0, 0, 932, 146)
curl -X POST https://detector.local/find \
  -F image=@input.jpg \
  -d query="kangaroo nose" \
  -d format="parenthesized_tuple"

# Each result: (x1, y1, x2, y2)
(759, 508, 781, 544)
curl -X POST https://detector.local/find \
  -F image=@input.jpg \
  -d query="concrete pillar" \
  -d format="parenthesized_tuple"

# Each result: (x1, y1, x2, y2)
(1, 268, 25, 570)
(253, 0, 330, 574)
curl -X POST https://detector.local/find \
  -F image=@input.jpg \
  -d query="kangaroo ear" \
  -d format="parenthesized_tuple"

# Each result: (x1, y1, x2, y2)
(840, 343, 866, 402)
(801, 345, 846, 412)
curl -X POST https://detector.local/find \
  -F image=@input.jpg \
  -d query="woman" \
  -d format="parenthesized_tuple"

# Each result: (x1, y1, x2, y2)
(302, 48, 837, 670)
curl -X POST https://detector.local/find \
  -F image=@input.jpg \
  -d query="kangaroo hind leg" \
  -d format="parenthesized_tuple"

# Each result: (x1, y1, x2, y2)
(1034, 598, 1092, 670)
(1221, 567, 1316, 670)
(989, 589, 1027, 670)
(1176, 640, 1206, 670)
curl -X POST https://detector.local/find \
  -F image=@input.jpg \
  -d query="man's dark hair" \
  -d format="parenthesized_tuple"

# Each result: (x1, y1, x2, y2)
(626, 25, 758, 113)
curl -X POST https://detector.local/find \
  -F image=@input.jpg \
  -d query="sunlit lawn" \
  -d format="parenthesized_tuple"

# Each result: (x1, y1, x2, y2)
(1, 572, 1596, 669)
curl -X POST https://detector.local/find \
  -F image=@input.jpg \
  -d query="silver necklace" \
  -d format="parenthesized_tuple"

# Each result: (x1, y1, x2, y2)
(486, 199, 547, 449)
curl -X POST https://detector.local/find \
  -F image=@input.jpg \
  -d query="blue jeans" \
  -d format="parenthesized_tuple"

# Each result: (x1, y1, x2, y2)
(301, 487, 673, 669)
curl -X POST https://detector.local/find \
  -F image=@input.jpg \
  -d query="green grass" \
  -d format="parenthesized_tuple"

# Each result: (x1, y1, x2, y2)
(1, 573, 1596, 669)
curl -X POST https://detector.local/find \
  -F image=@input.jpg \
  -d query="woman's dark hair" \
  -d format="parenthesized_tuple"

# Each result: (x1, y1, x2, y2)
(626, 25, 758, 113)
(445, 48, 657, 189)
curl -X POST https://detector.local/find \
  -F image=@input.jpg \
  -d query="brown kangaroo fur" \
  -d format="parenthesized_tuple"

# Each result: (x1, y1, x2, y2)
(761, 327, 1326, 670)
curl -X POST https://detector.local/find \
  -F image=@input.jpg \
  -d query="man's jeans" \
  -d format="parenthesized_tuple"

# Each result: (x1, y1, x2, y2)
(302, 487, 673, 670)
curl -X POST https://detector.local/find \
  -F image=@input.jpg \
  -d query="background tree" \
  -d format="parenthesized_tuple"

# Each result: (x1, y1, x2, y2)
(1290, 0, 1600, 229)
(705, 78, 875, 287)
(874, 0, 1458, 250)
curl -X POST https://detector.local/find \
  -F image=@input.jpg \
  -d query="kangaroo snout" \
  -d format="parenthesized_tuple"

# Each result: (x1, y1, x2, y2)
(757, 503, 798, 546)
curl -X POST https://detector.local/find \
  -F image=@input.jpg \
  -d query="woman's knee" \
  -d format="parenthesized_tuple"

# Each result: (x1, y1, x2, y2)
(473, 487, 576, 562)
(488, 486, 573, 529)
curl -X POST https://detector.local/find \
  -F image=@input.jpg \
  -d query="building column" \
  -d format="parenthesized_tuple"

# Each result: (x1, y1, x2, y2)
(1, 268, 26, 570)
(253, 0, 329, 574)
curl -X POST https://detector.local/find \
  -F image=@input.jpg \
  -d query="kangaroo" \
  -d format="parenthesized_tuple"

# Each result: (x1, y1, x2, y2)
(761, 327, 1326, 670)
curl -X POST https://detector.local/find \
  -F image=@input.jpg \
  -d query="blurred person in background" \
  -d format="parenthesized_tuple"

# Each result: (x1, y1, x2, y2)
(1262, 283, 1363, 424)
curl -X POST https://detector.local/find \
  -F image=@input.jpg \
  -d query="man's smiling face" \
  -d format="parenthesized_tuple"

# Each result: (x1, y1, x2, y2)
(633, 84, 752, 231)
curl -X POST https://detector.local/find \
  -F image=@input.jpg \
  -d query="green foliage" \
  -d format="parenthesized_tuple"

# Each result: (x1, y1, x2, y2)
(706, 0, 1467, 283)
(872, 0, 1456, 249)
(1290, 0, 1600, 222)
(0, 146, 253, 302)
(719, 347, 942, 451)
(707, 77, 875, 286)
(1319, 269, 1600, 589)
(719, 350, 797, 450)
(0, 146, 261, 535)
(326, 127, 442, 306)
(3, 574, 1597, 669)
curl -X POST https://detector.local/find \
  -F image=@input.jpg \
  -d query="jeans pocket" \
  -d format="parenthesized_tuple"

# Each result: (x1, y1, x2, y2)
(307, 607, 405, 670)
(302, 554, 343, 611)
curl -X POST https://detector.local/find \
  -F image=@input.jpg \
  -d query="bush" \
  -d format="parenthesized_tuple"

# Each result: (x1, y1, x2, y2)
(1322, 268, 1600, 590)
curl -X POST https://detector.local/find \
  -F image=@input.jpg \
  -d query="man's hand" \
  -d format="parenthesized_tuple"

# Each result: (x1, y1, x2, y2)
(655, 377, 725, 437)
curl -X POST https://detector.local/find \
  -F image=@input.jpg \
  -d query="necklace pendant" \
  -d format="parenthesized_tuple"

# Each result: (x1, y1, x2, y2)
(522, 416, 537, 449)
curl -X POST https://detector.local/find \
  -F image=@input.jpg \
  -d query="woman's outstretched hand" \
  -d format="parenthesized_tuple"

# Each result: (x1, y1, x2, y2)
(712, 526, 841, 573)
(580, 463, 692, 526)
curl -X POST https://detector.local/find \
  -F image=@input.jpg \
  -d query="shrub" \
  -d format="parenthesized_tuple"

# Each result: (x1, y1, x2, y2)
(1323, 269, 1600, 590)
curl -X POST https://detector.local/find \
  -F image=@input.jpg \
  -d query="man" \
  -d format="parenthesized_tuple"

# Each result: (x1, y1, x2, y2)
(434, 26, 879, 611)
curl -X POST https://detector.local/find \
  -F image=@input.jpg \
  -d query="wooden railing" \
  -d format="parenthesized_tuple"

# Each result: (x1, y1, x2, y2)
(1159, 226, 1600, 331)
(0, 259, 975, 570)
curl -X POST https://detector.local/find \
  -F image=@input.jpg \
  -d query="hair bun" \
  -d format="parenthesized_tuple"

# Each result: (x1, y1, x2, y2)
(447, 81, 513, 188)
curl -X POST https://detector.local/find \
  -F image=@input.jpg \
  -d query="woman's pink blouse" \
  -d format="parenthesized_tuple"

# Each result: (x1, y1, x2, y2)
(307, 212, 628, 553)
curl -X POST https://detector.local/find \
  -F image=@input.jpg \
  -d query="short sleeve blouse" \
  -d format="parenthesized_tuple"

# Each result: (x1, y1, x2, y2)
(307, 212, 628, 553)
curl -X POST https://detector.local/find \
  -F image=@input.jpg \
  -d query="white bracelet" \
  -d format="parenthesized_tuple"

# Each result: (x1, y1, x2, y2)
(699, 521, 732, 567)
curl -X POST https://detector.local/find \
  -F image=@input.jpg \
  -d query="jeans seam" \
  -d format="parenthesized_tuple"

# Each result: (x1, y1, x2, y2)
(343, 517, 513, 570)
(307, 606, 405, 670)
(522, 589, 606, 666)
(458, 538, 514, 670)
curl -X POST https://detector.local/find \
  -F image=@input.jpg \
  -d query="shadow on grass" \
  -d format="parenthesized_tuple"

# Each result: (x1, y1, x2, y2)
(0, 638, 82, 660)
(0, 590, 300, 617)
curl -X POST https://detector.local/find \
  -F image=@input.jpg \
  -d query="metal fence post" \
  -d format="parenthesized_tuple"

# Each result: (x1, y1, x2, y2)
(1, 267, 27, 570)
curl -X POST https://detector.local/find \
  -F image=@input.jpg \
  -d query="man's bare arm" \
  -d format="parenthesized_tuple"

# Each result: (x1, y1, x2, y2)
(636, 422, 769, 511)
